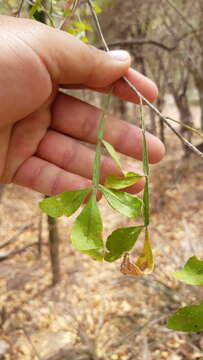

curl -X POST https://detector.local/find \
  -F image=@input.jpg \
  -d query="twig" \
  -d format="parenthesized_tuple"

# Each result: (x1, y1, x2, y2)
(100, 39, 177, 52)
(15, 0, 25, 17)
(165, 0, 195, 31)
(0, 223, 32, 249)
(21, 327, 42, 360)
(123, 77, 203, 158)
(87, 0, 108, 50)
(87, 0, 203, 158)
(166, 116, 203, 140)
(60, 0, 79, 30)
(0, 241, 47, 261)
(101, 26, 203, 54)
(113, 314, 167, 348)
(38, 213, 43, 256)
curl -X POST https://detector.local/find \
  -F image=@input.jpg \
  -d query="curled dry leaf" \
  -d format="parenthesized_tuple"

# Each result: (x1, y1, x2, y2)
(120, 253, 143, 276)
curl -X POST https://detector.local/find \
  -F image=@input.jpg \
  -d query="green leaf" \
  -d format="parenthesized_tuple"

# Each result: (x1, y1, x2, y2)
(134, 228, 154, 274)
(75, 22, 93, 32)
(104, 252, 122, 262)
(167, 302, 203, 332)
(143, 179, 150, 226)
(99, 185, 142, 218)
(93, 2, 102, 13)
(172, 256, 203, 285)
(39, 188, 91, 217)
(104, 226, 143, 262)
(29, 0, 41, 17)
(82, 249, 104, 261)
(102, 140, 123, 172)
(70, 193, 103, 251)
(105, 172, 143, 190)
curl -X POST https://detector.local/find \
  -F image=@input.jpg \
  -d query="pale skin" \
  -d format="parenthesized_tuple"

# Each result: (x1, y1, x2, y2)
(0, 16, 165, 196)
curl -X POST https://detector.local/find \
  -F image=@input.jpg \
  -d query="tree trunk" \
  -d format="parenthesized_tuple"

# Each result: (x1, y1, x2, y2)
(193, 74, 203, 130)
(172, 92, 193, 155)
(0, 185, 5, 202)
(47, 215, 61, 286)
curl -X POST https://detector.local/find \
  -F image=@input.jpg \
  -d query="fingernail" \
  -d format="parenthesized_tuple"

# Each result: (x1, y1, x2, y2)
(108, 50, 130, 62)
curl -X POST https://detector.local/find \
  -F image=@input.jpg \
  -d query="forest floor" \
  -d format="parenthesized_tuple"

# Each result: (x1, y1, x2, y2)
(0, 104, 203, 360)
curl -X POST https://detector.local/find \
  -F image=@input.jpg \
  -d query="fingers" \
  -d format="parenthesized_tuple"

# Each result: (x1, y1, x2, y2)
(52, 93, 165, 164)
(13, 154, 144, 196)
(112, 68, 158, 103)
(13, 156, 91, 195)
(36, 130, 144, 194)
(61, 67, 158, 104)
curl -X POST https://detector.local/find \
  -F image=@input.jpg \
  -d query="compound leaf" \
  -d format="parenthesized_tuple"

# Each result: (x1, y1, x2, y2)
(172, 256, 203, 285)
(39, 188, 91, 217)
(99, 185, 142, 218)
(167, 302, 203, 332)
(70, 193, 103, 251)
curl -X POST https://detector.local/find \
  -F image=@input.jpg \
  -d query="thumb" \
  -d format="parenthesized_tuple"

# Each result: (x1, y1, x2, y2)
(7, 17, 131, 88)
(38, 31, 132, 88)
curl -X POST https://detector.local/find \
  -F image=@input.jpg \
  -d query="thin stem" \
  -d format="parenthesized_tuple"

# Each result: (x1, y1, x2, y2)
(139, 98, 149, 176)
(166, 116, 203, 140)
(165, 0, 195, 32)
(40, 3, 55, 27)
(87, 0, 109, 51)
(60, 0, 79, 30)
(139, 98, 150, 227)
(15, 0, 25, 17)
(21, 328, 41, 359)
(87, 0, 203, 158)
(92, 93, 112, 188)
(123, 76, 203, 158)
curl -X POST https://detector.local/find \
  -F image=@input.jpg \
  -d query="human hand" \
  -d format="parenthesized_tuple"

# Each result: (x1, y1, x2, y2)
(0, 16, 165, 195)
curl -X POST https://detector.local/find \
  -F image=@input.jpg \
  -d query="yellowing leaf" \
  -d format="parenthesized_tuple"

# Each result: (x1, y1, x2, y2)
(120, 253, 143, 275)
(134, 228, 154, 274)
(120, 229, 154, 276)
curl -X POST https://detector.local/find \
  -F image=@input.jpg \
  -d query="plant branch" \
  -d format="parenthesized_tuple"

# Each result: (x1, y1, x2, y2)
(60, 0, 79, 30)
(87, 0, 203, 158)
(100, 39, 177, 52)
(87, 0, 108, 50)
(0, 242, 47, 262)
(21, 328, 42, 360)
(165, 0, 195, 31)
(166, 116, 203, 140)
(15, 0, 25, 17)
(0, 223, 32, 249)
